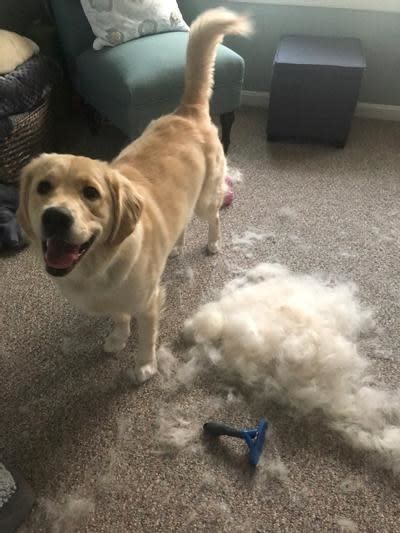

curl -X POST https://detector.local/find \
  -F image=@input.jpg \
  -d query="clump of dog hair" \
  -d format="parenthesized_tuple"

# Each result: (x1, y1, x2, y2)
(226, 164, 244, 185)
(200, 471, 218, 489)
(339, 477, 364, 494)
(261, 456, 289, 482)
(183, 263, 400, 473)
(231, 230, 275, 256)
(97, 449, 120, 494)
(40, 494, 95, 533)
(157, 344, 178, 380)
(183, 497, 242, 532)
(174, 354, 203, 389)
(225, 388, 244, 405)
(173, 344, 218, 389)
(175, 265, 195, 285)
(157, 343, 220, 392)
(183, 266, 194, 284)
(277, 206, 297, 221)
(155, 407, 200, 455)
(336, 517, 359, 532)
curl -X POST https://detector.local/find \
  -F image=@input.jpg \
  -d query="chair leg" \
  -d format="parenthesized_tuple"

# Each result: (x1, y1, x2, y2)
(82, 101, 103, 135)
(220, 111, 235, 154)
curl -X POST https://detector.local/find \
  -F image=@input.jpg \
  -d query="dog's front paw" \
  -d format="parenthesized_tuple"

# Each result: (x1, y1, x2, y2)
(103, 334, 127, 353)
(207, 241, 220, 254)
(133, 362, 158, 384)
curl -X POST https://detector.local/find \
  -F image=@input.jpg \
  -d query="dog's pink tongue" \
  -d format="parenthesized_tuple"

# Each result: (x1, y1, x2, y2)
(45, 238, 80, 269)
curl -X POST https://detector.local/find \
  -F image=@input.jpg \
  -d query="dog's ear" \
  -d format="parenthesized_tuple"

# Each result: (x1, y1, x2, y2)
(16, 157, 39, 240)
(107, 169, 143, 246)
(17, 153, 55, 240)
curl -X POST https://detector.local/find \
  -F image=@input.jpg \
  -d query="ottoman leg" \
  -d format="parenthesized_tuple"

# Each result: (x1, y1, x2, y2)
(220, 111, 235, 154)
(334, 139, 346, 149)
(82, 102, 103, 135)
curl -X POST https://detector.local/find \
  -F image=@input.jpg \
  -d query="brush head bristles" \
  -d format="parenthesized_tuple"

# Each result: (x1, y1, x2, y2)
(248, 419, 268, 466)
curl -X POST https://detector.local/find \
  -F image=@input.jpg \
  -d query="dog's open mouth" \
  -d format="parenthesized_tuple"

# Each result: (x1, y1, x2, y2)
(42, 235, 96, 277)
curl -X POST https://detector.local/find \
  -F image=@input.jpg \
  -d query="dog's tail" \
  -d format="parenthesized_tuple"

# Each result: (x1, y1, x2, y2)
(181, 8, 251, 110)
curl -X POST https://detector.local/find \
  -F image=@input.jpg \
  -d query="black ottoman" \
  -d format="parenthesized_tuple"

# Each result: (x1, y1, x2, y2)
(267, 35, 366, 147)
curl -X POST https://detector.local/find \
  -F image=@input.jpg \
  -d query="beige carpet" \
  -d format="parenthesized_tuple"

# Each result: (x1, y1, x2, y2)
(2, 107, 400, 532)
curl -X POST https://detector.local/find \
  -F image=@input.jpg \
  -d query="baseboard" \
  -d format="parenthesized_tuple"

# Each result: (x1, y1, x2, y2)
(241, 90, 400, 121)
(354, 102, 400, 121)
(241, 90, 270, 109)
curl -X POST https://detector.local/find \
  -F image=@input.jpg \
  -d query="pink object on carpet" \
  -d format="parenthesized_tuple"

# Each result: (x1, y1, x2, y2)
(222, 175, 234, 208)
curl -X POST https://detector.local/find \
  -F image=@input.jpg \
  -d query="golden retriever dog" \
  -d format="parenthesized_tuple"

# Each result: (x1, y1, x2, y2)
(17, 8, 250, 383)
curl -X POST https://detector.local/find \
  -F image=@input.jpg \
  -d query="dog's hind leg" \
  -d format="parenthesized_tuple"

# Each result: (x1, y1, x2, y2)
(104, 313, 131, 353)
(195, 148, 225, 254)
(195, 185, 223, 254)
(207, 209, 221, 254)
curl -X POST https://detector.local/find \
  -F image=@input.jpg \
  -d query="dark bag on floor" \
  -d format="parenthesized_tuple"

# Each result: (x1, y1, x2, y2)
(0, 184, 26, 251)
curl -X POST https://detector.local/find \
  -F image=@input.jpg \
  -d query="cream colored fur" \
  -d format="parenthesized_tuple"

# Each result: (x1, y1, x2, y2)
(0, 30, 39, 75)
(183, 263, 400, 473)
(17, 9, 250, 383)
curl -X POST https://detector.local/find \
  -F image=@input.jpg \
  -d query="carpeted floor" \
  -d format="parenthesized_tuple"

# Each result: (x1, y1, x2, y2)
(1, 107, 400, 532)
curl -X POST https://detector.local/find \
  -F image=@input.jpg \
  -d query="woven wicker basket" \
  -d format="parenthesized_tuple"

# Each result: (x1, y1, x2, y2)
(0, 94, 53, 186)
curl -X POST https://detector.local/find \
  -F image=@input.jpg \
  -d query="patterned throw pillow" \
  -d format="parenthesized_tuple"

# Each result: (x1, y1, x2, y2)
(80, 0, 189, 50)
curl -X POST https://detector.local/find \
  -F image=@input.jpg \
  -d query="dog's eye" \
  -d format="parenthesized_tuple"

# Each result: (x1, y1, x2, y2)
(37, 180, 52, 195)
(82, 186, 100, 201)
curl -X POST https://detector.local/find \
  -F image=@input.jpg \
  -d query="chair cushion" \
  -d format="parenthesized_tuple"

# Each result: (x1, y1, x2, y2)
(76, 31, 244, 110)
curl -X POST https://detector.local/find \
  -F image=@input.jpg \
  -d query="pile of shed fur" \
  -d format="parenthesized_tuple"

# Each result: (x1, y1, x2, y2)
(180, 263, 400, 473)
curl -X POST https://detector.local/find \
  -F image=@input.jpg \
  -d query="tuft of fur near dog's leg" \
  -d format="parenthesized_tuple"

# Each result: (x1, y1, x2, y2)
(38, 494, 95, 533)
(155, 407, 200, 455)
(103, 313, 131, 353)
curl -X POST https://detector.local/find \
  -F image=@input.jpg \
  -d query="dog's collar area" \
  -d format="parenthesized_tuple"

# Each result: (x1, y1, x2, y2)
(42, 234, 96, 277)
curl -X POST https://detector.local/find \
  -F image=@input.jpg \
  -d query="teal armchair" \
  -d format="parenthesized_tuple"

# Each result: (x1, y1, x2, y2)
(49, 0, 246, 153)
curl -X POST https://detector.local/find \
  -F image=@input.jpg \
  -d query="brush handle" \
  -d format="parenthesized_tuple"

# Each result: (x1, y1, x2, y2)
(203, 422, 243, 439)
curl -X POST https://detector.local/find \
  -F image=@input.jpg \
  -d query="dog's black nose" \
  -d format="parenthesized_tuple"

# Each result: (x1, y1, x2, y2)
(42, 207, 73, 237)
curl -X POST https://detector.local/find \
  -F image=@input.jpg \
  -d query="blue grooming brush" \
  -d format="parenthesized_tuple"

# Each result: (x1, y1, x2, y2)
(203, 419, 268, 466)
